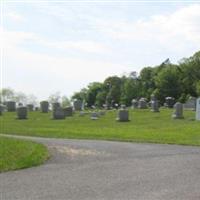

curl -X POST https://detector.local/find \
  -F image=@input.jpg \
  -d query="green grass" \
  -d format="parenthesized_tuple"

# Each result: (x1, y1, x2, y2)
(0, 136, 49, 172)
(0, 108, 200, 146)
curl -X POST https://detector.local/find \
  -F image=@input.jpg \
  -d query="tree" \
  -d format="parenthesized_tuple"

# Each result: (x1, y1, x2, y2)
(85, 82, 103, 107)
(61, 96, 71, 107)
(0, 88, 15, 102)
(48, 92, 61, 103)
(155, 65, 182, 103)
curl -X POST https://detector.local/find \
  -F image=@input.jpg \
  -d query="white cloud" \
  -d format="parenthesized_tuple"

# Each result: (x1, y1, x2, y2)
(0, 27, 110, 54)
(98, 4, 200, 50)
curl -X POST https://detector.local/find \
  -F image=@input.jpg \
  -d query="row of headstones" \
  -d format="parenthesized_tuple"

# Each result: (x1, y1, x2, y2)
(132, 97, 175, 109)
(0, 99, 83, 115)
(118, 98, 200, 122)
(132, 96, 197, 110)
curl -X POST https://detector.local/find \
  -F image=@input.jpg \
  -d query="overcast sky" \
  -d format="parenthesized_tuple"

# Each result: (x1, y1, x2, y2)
(1, 0, 200, 100)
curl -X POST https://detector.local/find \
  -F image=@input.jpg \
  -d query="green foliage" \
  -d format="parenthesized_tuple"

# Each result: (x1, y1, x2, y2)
(71, 50, 200, 106)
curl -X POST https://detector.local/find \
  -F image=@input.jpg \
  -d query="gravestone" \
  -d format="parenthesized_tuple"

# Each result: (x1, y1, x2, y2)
(17, 106, 28, 119)
(73, 100, 83, 111)
(138, 98, 147, 109)
(151, 100, 159, 112)
(63, 106, 73, 117)
(27, 104, 34, 111)
(35, 107, 39, 111)
(131, 99, 138, 109)
(184, 96, 196, 110)
(116, 107, 129, 122)
(0, 104, 5, 115)
(91, 112, 99, 120)
(196, 98, 200, 121)
(52, 102, 60, 112)
(172, 102, 184, 119)
(7, 101, 16, 112)
(40, 101, 49, 113)
(165, 97, 175, 108)
(52, 107, 65, 119)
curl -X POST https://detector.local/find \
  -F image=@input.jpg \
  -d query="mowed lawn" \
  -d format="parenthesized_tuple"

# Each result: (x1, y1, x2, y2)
(0, 136, 49, 172)
(0, 108, 200, 146)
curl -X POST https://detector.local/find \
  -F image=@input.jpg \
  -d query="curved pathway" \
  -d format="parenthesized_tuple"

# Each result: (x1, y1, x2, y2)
(1, 135, 200, 200)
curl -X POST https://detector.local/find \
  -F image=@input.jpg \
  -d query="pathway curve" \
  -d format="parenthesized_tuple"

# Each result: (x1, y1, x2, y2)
(1, 134, 200, 200)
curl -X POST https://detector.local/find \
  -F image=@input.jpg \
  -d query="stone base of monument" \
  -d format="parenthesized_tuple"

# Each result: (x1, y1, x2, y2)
(172, 114, 184, 119)
(116, 110, 130, 122)
(52, 108, 65, 120)
(17, 107, 28, 120)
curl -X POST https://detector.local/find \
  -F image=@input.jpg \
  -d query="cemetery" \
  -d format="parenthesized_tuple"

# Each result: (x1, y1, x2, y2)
(0, 101, 200, 146)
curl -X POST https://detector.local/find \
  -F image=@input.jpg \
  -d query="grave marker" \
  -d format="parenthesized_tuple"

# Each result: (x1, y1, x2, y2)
(196, 98, 200, 121)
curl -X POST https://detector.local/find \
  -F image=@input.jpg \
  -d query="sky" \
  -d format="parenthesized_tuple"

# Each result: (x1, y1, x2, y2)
(1, 0, 200, 100)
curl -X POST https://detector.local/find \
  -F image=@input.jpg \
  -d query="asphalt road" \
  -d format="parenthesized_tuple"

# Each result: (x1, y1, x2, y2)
(1, 135, 200, 200)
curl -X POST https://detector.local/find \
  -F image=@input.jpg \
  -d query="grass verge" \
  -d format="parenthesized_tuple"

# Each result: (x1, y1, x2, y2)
(0, 136, 49, 172)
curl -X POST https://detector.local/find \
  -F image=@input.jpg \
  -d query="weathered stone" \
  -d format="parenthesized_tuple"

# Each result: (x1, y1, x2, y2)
(6, 101, 16, 112)
(196, 98, 200, 121)
(40, 101, 49, 113)
(184, 96, 196, 110)
(17, 106, 28, 119)
(121, 104, 126, 109)
(73, 100, 83, 111)
(165, 97, 175, 108)
(0, 104, 5, 115)
(138, 98, 147, 109)
(63, 106, 73, 117)
(151, 100, 160, 112)
(172, 102, 184, 119)
(116, 109, 129, 122)
(52, 107, 65, 119)
(131, 99, 138, 109)
(27, 104, 34, 111)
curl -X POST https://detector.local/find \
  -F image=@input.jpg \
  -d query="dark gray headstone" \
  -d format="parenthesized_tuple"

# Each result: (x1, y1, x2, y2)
(27, 104, 34, 111)
(131, 99, 138, 109)
(138, 98, 147, 109)
(7, 101, 16, 112)
(116, 109, 129, 122)
(63, 106, 73, 117)
(52, 107, 65, 120)
(0, 104, 5, 115)
(165, 97, 175, 108)
(172, 102, 184, 119)
(40, 101, 49, 113)
(151, 100, 159, 112)
(17, 106, 28, 119)
(73, 100, 83, 111)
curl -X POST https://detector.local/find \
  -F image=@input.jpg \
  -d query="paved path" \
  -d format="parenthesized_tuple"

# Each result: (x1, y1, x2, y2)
(1, 135, 200, 200)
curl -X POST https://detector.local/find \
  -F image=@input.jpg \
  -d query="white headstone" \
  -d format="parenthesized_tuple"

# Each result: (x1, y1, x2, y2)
(196, 98, 200, 121)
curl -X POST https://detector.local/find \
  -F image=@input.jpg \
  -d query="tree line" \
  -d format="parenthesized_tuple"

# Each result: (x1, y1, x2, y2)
(71, 51, 200, 107)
